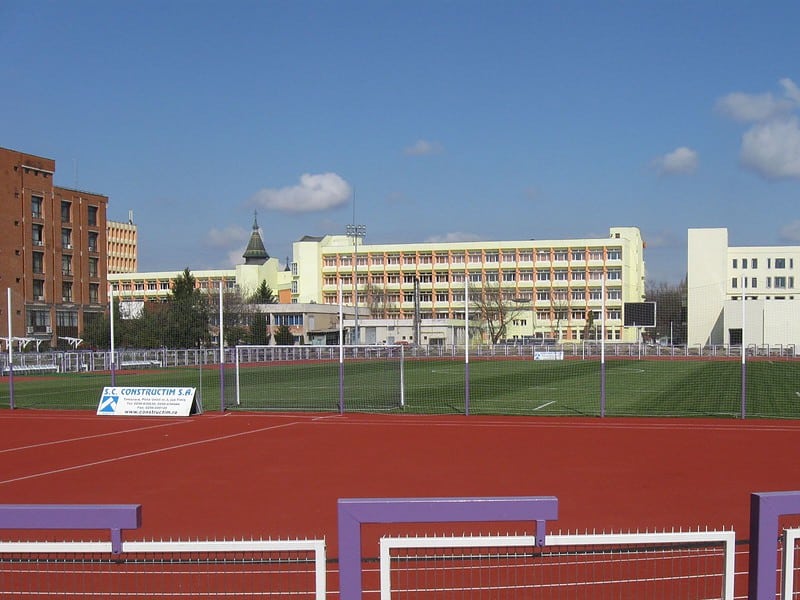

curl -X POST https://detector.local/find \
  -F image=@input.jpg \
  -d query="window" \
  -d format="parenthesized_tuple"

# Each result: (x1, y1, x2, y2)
(732, 278, 738, 288)
(589, 270, 604, 280)
(57, 311, 78, 327)
(62, 282, 73, 302)
(436, 293, 449, 302)
(572, 290, 585, 300)
(291, 262, 298, 275)
(537, 291, 550, 301)
(451, 273, 465, 283)
(387, 254, 400, 265)
(503, 272, 517, 282)
(62, 255, 72, 276)
(33, 279, 44, 300)
(88, 231, 98, 252)
(589, 249, 603, 261)
(32, 224, 44, 246)
(31, 195, 43, 218)
(571, 271, 586, 281)
(87, 205, 98, 226)
(790, 277, 795, 289)
(387, 275, 400, 284)
(751, 277, 757, 288)
(418, 273, 432, 283)
(436, 273, 449, 283)
(589, 290, 602, 300)
(751, 258, 758, 269)
(451, 254, 464, 264)
(518, 251, 533, 262)
(32, 252, 44, 274)
(403, 255, 416, 265)
(61, 201, 71, 222)
(536, 250, 550, 262)
(469, 273, 482, 283)
(774, 276, 787, 289)
(468, 252, 482, 263)
(519, 270, 533, 281)
(732, 258, 738, 268)
(554, 270, 568, 281)
(607, 269, 622, 280)
(371, 255, 384, 266)
(775, 258, 786, 269)
(537, 271, 550, 282)
(62, 228, 72, 249)
(356, 255, 368, 266)
(485, 271, 498, 282)
(403, 275, 416, 284)
(485, 252, 499, 263)
(339, 256, 351, 266)
(571, 250, 585, 261)
(323, 256, 337, 267)
(607, 289, 622, 300)
(554, 250, 568, 261)
(502, 251, 516, 262)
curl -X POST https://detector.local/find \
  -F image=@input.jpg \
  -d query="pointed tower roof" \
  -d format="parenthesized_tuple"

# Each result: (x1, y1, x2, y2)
(242, 211, 269, 265)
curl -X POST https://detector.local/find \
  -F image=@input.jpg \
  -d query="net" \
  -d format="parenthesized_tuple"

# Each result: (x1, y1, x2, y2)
(0, 539, 326, 599)
(379, 530, 735, 599)
(232, 345, 405, 412)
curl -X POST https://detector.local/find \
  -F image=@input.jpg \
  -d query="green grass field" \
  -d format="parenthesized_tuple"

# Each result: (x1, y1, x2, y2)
(2, 357, 799, 419)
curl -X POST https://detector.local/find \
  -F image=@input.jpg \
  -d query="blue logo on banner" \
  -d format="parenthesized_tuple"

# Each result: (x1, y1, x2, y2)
(98, 393, 119, 413)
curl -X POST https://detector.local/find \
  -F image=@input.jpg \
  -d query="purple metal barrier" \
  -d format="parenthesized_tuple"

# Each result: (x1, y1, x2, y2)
(0, 504, 142, 554)
(337, 496, 558, 600)
(748, 491, 800, 600)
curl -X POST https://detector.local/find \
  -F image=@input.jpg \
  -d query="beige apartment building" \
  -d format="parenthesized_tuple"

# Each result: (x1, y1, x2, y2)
(290, 226, 647, 343)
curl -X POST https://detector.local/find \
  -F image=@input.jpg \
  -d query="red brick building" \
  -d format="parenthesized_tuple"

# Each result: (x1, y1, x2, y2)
(0, 147, 108, 347)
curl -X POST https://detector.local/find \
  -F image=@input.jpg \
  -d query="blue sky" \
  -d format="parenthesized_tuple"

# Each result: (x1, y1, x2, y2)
(2, 1, 800, 283)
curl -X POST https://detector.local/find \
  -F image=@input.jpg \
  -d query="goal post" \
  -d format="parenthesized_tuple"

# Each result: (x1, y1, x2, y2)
(232, 344, 405, 413)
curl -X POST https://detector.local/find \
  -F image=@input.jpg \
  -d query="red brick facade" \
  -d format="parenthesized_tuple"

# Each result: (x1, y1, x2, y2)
(0, 147, 108, 346)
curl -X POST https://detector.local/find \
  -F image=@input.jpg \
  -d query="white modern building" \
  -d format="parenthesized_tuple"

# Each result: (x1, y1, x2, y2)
(687, 228, 800, 347)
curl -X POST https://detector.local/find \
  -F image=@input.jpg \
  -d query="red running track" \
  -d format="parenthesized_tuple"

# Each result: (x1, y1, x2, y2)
(1, 411, 799, 547)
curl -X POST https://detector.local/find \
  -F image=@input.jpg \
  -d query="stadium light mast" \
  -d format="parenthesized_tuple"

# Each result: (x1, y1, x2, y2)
(345, 223, 366, 344)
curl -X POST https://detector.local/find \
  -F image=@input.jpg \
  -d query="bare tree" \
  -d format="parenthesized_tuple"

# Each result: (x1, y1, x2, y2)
(469, 282, 526, 344)
(364, 283, 396, 318)
(645, 278, 687, 343)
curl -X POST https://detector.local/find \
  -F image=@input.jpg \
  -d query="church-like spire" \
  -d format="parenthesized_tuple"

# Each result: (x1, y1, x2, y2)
(242, 211, 269, 265)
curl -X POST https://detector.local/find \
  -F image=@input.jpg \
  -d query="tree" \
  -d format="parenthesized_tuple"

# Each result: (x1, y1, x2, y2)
(645, 278, 687, 343)
(469, 283, 525, 344)
(163, 268, 211, 348)
(250, 280, 277, 304)
(248, 312, 271, 345)
(273, 324, 294, 345)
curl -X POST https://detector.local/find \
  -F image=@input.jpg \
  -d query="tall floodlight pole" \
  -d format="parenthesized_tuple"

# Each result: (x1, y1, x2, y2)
(345, 223, 366, 344)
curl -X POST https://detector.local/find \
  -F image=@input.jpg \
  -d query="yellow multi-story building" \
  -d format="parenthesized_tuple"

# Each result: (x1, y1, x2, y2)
(291, 226, 646, 343)
(107, 212, 138, 274)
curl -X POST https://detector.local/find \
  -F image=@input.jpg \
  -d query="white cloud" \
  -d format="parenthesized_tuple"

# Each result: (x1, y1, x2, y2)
(714, 91, 794, 123)
(404, 139, 443, 156)
(716, 79, 800, 180)
(207, 225, 247, 248)
(740, 116, 800, 180)
(652, 146, 698, 175)
(779, 219, 800, 243)
(424, 232, 483, 243)
(780, 78, 800, 103)
(251, 173, 352, 213)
